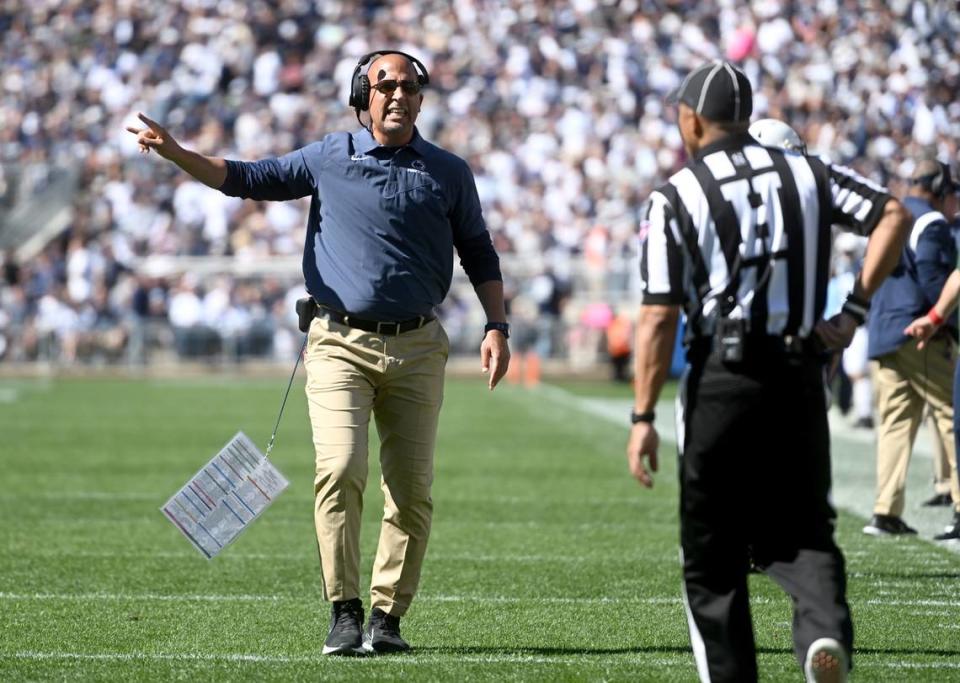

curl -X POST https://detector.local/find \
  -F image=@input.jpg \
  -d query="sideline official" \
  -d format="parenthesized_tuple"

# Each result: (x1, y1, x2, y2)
(128, 51, 510, 655)
(627, 61, 910, 682)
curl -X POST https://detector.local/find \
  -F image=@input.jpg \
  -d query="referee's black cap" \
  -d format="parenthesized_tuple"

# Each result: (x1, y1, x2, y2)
(668, 61, 753, 123)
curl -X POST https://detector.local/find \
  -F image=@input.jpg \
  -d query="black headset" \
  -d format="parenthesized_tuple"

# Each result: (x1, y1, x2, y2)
(348, 50, 430, 113)
(913, 161, 954, 198)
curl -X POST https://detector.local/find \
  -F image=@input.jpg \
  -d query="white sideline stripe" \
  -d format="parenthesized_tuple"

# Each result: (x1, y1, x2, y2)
(7, 651, 313, 664)
(6, 651, 960, 670)
(5, 492, 644, 505)
(0, 388, 19, 403)
(0, 651, 676, 665)
(4, 591, 960, 609)
(0, 591, 679, 605)
(0, 492, 160, 502)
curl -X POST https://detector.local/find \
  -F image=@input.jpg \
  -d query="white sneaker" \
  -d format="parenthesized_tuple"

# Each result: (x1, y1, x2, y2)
(804, 637, 848, 683)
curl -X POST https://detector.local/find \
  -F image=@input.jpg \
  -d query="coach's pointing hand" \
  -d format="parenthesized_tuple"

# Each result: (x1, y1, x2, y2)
(627, 422, 659, 488)
(126, 113, 182, 161)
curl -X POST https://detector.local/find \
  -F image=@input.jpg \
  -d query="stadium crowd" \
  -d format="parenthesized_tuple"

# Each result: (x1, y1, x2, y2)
(0, 0, 958, 367)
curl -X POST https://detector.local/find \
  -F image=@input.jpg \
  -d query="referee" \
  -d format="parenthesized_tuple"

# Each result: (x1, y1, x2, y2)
(628, 61, 910, 683)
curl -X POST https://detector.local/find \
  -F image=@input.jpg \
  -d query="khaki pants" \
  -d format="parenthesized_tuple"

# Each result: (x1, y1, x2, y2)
(929, 411, 953, 496)
(304, 316, 448, 616)
(872, 335, 958, 517)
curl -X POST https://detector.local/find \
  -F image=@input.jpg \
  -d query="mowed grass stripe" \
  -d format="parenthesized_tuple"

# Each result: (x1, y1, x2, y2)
(6, 590, 960, 608)
(6, 650, 960, 672)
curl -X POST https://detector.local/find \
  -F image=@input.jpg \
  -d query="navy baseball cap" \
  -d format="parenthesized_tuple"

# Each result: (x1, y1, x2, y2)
(668, 61, 753, 123)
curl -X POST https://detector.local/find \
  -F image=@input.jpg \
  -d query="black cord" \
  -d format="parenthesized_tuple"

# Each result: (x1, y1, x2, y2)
(265, 334, 309, 459)
(355, 109, 371, 134)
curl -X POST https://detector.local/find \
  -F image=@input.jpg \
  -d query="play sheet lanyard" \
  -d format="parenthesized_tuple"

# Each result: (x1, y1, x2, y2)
(160, 336, 308, 559)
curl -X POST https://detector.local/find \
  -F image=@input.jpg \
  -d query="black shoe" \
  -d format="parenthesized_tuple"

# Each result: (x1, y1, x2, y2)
(363, 607, 410, 653)
(323, 598, 364, 655)
(923, 492, 953, 507)
(934, 513, 960, 541)
(852, 416, 874, 429)
(862, 514, 917, 536)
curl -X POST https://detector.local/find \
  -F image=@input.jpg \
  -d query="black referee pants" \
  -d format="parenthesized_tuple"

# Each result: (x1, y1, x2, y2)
(678, 346, 852, 683)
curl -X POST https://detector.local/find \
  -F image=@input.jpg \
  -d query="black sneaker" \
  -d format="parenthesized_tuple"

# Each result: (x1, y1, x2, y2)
(934, 513, 960, 541)
(322, 598, 364, 656)
(363, 607, 411, 654)
(923, 492, 953, 507)
(862, 514, 917, 536)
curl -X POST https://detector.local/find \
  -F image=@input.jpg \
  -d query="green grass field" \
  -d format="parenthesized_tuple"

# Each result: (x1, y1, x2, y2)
(2, 375, 960, 681)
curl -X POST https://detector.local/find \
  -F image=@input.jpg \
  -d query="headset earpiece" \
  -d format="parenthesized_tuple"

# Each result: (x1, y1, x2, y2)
(912, 162, 952, 199)
(931, 163, 945, 197)
(348, 50, 430, 113)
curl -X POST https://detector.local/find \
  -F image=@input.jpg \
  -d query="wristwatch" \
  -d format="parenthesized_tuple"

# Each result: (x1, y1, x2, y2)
(631, 410, 655, 424)
(484, 321, 510, 338)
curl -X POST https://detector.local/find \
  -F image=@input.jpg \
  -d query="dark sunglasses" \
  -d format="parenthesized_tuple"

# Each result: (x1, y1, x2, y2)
(371, 79, 423, 95)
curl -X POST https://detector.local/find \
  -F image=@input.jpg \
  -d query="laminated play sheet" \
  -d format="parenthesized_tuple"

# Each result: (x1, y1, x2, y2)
(160, 432, 289, 559)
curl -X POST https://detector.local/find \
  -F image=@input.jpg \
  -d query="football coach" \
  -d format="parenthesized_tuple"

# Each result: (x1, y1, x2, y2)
(627, 61, 910, 682)
(128, 51, 511, 655)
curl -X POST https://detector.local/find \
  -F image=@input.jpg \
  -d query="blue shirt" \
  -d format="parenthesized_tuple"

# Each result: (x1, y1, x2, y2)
(867, 195, 958, 358)
(219, 127, 501, 320)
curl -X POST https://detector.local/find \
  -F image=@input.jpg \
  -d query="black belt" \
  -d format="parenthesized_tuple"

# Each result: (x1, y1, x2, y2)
(315, 306, 434, 335)
(775, 334, 824, 356)
(690, 334, 826, 359)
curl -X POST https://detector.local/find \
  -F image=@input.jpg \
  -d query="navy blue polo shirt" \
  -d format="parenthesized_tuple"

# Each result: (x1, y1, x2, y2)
(867, 195, 958, 358)
(219, 127, 501, 320)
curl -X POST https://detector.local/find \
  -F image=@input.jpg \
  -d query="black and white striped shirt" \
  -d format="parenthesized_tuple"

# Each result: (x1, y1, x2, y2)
(639, 132, 892, 339)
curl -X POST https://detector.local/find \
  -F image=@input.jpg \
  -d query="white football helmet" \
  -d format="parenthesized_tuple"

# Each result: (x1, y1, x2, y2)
(749, 118, 806, 153)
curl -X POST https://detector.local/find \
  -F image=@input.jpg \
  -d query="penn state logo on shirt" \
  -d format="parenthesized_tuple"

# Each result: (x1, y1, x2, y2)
(411, 159, 427, 172)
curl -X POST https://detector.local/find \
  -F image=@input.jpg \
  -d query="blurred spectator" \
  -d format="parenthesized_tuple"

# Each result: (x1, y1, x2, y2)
(0, 1, 958, 365)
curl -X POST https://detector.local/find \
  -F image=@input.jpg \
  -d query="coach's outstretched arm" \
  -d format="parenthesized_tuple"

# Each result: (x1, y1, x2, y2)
(815, 198, 912, 350)
(126, 112, 228, 188)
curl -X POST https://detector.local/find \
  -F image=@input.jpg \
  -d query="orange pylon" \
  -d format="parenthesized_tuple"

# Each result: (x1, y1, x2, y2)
(523, 352, 541, 388)
(506, 352, 522, 384)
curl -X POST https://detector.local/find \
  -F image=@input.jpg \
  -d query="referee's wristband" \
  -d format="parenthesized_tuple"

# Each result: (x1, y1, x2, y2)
(484, 321, 510, 339)
(840, 293, 870, 326)
(631, 410, 655, 424)
(928, 307, 945, 327)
